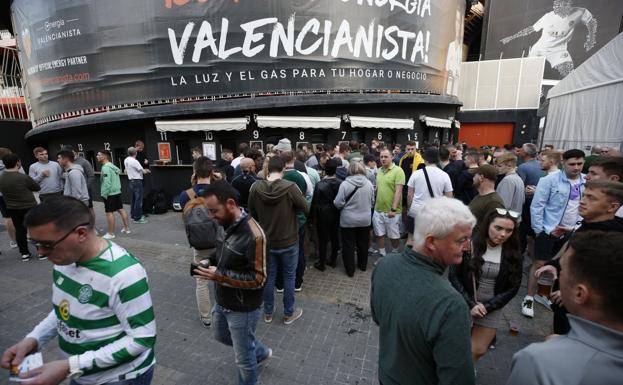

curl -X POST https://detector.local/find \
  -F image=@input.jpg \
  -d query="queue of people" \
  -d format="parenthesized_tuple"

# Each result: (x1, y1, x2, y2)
(1, 137, 623, 385)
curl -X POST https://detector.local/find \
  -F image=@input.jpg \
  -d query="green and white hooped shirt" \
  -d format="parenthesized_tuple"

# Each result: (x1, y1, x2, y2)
(27, 241, 156, 384)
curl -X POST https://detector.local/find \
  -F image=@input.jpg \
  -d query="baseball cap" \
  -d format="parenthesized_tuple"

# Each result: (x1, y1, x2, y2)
(475, 164, 497, 181)
(274, 138, 292, 152)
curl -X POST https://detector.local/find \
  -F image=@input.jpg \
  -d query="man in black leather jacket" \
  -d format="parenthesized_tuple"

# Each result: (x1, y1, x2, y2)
(192, 181, 271, 385)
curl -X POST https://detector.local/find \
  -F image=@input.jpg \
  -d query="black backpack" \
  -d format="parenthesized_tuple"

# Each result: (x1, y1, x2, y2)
(182, 188, 221, 250)
(143, 190, 158, 214)
(153, 189, 169, 214)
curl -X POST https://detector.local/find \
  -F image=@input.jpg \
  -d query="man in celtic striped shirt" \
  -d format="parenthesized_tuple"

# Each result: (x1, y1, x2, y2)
(1, 196, 156, 385)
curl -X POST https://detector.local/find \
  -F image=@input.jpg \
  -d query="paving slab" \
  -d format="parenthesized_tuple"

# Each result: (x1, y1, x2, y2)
(0, 202, 552, 385)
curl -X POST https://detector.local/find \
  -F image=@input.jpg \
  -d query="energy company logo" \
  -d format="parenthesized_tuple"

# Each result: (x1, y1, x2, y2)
(59, 299, 70, 321)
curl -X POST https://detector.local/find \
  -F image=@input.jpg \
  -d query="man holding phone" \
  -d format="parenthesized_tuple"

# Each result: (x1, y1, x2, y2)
(191, 181, 270, 385)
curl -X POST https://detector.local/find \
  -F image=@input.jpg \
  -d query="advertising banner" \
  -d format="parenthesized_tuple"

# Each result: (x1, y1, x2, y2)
(11, 0, 465, 126)
(484, 0, 623, 81)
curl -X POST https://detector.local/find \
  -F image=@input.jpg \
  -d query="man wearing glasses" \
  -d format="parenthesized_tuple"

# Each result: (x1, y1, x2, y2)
(1, 196, 156, 385)
(371, 197, 476, 385)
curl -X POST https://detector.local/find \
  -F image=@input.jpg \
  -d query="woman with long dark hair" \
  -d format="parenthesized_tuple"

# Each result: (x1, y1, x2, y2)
(449, 208, 523, 363)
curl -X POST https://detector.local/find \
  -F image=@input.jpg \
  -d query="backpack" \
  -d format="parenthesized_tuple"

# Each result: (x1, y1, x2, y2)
(182, 188, 220, 250)
(143, 190, 158, 214)
(153, 189, 169, 214)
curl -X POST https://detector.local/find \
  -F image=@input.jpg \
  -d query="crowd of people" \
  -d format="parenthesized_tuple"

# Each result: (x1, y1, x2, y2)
(1, 137, 622, 385)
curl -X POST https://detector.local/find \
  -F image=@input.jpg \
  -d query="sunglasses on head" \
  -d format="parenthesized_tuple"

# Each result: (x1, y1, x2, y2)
(495, 208, 519, 219)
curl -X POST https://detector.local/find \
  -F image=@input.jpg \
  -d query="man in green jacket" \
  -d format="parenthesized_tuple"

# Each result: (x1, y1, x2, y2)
(97, 150, 130, 239)
(371, 197, 476, 385)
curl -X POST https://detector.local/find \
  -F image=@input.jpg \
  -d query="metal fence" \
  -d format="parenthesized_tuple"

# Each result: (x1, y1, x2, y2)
(0, 45, 29, 121)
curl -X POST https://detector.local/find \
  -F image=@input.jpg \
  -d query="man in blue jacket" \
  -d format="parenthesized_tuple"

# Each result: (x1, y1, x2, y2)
(525, 149, 586, 317)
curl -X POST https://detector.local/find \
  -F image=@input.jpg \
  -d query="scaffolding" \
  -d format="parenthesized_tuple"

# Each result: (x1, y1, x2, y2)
(0, 45, 28, 121)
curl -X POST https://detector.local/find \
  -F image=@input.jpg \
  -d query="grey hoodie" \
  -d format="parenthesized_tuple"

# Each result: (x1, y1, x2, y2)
(334, 174, 375, 228)
(63, 164, 90, 205)
(248, 178, 309, 249)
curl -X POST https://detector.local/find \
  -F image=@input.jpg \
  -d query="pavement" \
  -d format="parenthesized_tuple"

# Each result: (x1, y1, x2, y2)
(0, 202, 553, 385)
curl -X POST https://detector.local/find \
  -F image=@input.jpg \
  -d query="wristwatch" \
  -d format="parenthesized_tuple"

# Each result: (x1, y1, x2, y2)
(390, 208, 397, 212)
(68, 355, 83, 379)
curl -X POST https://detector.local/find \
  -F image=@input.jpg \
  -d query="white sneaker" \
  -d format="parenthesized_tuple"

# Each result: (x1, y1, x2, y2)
(521, 296, 534, 318)
(121, 228, 132, 234)
(102, 233, 116, 240)
(10, 241, 18, 249)
(534, 294, 553, 311)
(257, 348, 273, 366)
(368, 247, 379, 254)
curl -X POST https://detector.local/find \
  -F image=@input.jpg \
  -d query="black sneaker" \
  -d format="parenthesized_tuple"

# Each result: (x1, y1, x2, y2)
(21, 254, 31, 262)
(38, 255, 47, 261)
(313, 262, 326, 271)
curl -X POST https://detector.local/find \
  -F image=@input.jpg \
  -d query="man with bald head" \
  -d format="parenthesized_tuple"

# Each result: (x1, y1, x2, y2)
(231, 158, 258, 209)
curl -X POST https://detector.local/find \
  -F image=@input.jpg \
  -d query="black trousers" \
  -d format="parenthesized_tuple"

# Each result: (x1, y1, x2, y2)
(317, 217, 339, 266)
(519, 197, 534, 254)
(340, 226, 369, 277)
(6, 208, 31, 255)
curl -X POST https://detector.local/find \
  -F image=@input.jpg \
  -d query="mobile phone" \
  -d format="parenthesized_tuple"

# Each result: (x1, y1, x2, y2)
(190, 260, 210, 277)
(190, 262, 199, 277)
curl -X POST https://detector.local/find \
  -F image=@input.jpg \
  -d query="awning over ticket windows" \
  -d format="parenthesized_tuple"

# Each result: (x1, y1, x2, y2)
(155, 117, 249, 132)
(420, 116, 453, 129)
(347, 116, 414, 129)
(255, 115, 341, 129)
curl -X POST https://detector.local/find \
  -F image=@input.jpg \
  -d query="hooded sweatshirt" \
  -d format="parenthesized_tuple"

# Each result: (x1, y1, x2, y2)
(248, 178, 309, 249)
(64, 164, 90, 205)
(334, 174, 375, 228)
(100, 162, 122, 199)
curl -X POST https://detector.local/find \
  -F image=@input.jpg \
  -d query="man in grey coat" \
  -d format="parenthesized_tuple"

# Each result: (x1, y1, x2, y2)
(506, 230, 623, 385)
(57, 150, 90, 206)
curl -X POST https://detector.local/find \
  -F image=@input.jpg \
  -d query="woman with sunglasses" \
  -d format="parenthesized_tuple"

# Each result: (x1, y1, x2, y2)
(449, 208, 523, 363)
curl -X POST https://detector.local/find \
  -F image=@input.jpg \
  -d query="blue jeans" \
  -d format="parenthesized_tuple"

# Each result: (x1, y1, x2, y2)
(129, 179, 144, 220)
(276, 226, 305, 289)
(263, 244, 298, 317)
(70, 365, 154, 385)
(212, 305, 270, 385)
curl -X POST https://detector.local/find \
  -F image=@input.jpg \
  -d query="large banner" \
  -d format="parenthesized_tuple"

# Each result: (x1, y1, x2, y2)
(485, 0, 623, 81)
(11, 0, 465, 126)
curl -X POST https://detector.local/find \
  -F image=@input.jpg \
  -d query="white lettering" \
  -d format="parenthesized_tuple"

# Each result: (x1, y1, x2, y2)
(169, 23, 195, 65)
(241, 18, 277, 57)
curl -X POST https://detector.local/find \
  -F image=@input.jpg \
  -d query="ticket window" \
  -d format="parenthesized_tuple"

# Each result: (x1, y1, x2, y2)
(219, 139, 237, 158)
(173, 140, 191, 165)
(85, 150, 97, 171)
(113, 147, 126, 171)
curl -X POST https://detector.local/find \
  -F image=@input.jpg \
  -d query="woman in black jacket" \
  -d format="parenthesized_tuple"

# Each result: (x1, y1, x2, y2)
(449, 208, 523, 363)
